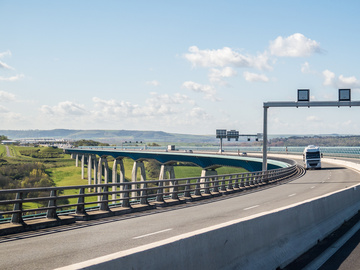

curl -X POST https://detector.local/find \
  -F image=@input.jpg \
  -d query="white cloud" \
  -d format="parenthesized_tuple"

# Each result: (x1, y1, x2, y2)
(301, 61, 317, 74)
(0, 105, 9, 113)
(0, 51, 14, 70)
(0, 50, 11, 58)
(0, 61, 14, 70)
(146, 80, 160, 86)
(322, 70, 335, 86)
(40, 101, 87, 116)
(188, 107, 211, 120)
(322, 69, 360, 88)
(92, 93, 196, 120)
(209, 67, 237, 84)
(243, 71, 269, 82)
(338, 75, 360, 88)
(306, 115, 322, 122)
(184, 46, 271, 70)
(269, 33, 321, 57)
(0, 91, 15, 102)
(0, 74, 25, 82)
(182, 81, 220, 101)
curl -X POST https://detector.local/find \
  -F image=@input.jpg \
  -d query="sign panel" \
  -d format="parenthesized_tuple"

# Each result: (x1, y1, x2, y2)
(297, 89, 310, 102)
(339, 89, 351, 101)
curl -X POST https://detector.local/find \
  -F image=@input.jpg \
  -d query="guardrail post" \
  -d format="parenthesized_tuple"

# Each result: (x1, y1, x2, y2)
(11, 192, 24, 224)
(194, 177, 201, 196)
(212, 176, 219, 193)
(76, 188, 86, 215)
(100, 185, 109, 211)
(249, 173, 254, 185)
(122, 181, 130, 208)
(234, 174, 240, 189)
(46, 190, 58, 219)
(227, 175, 233, 190)
(263, 170, 268, 183)
(240, 174, 245, 188)
(220, 176, 226, 191)
(184, 179, 191, 198)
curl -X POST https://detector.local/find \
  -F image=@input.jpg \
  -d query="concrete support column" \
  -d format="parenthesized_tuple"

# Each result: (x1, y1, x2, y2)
(200, 169, 218, 194)
(75, 154, 79, 167)
(156, 164, 176, 202)
(98, 157, 103, 185)
(93, 156, 98, 187)
(131, 161, 147, 204)
(81, 155, 85, 179)
(97, 157, 104, 202)
(104, 158, 109, 184)
(87, 155, 92, 186)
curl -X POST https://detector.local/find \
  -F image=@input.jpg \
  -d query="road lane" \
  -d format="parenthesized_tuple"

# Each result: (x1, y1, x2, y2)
(1, 158, 360, 270)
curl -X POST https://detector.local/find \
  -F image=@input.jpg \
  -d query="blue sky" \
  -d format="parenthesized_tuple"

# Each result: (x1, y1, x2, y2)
(1, 0, 360, 135)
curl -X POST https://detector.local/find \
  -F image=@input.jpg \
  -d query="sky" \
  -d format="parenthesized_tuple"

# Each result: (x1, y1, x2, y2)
(1, 1, 360, 136)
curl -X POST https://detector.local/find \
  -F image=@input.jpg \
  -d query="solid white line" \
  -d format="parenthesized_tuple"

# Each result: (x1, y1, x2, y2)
(133, 228, 173, 239)
(243, 205, 259, 211)
(288, 193, 296, 197)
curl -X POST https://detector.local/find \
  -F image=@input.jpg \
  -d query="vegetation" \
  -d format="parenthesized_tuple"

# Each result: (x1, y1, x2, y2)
(0, 135, 9, 142)
(147, 142, 161, 147)
(269, 135, 360, 147)
(73, 139, 110, 147)
(19, 147, 64, 158)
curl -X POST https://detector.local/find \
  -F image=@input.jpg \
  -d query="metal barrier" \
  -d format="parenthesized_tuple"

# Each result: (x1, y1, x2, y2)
(0, 164, 297, 224)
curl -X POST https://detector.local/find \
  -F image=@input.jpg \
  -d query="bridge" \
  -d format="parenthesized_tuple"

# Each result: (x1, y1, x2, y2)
(1, 150, 360, 269)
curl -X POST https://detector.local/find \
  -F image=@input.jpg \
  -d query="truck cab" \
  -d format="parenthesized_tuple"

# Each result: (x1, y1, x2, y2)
(303, 145, 322, 170)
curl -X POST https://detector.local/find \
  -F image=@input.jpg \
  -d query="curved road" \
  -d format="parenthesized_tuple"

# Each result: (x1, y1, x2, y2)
(1, 156, 360, 269)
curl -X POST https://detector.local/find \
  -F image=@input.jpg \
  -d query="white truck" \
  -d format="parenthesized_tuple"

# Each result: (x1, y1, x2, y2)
(303, 145, 322, 170)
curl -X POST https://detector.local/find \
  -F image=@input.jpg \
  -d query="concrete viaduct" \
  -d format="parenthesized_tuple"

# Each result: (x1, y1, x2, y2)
(67, 148, 289, 199)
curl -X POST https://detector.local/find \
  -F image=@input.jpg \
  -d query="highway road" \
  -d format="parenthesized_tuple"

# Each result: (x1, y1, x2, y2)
(1, 156, 360, 269)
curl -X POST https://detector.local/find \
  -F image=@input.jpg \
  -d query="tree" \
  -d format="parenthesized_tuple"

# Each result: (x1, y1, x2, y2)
(0, 135, 9, 142)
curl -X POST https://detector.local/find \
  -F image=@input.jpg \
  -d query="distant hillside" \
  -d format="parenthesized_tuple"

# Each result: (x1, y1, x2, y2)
(269, 135, 360, 147)
(0, 129, 217, 144)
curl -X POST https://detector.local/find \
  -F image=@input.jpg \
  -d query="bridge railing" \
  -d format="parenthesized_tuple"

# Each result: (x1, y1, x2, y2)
(0, 164, 297, 224)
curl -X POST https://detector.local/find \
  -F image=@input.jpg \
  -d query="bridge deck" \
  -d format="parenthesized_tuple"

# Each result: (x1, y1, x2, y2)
(65, 149, 289, 171)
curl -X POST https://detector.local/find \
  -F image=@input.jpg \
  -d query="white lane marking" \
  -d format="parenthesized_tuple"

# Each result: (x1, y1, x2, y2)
(288, 193, 296, 197)
(243, 205, 259, 211)
(310, 186, 315, 189)
(133, 228, 173, 239)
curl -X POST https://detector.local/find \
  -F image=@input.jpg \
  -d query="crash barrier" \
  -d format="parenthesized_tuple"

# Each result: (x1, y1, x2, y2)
(0, 164, 298, 225)
(57, 179, 360, 270)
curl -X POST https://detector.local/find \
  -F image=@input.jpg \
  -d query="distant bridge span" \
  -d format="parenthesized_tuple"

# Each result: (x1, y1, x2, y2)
(65, 148, 289, 171)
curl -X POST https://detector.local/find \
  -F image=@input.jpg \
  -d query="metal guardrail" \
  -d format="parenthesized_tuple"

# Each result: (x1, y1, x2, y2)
(0, 164, 297, 224)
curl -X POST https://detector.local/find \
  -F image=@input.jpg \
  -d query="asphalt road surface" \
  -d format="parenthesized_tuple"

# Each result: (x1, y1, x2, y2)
(1, 157, 360, 270)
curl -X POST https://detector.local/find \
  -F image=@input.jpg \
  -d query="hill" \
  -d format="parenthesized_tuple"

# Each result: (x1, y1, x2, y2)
(0, 129, 217, 144)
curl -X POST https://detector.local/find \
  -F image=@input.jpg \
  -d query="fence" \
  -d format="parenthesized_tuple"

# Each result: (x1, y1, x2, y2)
(0, 164, 297, 224)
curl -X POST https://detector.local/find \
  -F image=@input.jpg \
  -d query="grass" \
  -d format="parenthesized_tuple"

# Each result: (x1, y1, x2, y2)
(0, 145, 6, 157)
